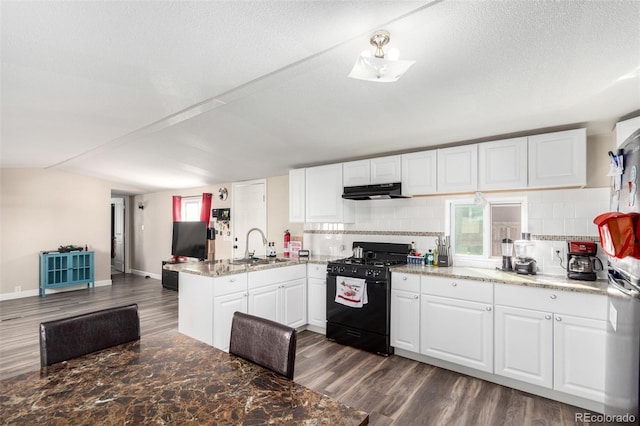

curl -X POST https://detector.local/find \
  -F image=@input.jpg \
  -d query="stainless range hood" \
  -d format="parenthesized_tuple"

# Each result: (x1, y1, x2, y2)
(342, 182, 409, 200)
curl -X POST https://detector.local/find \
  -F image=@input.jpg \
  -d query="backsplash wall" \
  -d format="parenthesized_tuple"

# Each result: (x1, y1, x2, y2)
(303, 187, 610, 278)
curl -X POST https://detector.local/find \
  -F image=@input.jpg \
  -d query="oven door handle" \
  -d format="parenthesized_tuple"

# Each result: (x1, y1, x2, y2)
(608, 270, 640, 297)
(365, 280, 387, 285)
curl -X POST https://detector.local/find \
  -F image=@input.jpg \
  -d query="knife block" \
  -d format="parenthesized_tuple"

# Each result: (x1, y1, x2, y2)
(437, 255, 452, 267)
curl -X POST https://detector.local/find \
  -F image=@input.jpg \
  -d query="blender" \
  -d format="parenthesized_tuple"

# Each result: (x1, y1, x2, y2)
(513, 234, 537, 275)
(501, 238, 514, 271)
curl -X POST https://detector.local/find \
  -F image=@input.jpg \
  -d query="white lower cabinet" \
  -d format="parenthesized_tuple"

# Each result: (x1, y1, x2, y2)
(307, 263, 327, 331)
(213, 291, 248, 351)
(494, 283, 607, 403)
(421, 295, 493, 373)
(390, 289, 420, 352)
(553, 314, 607, 401)
(248, 264, 307, 329)
(179, 271, 248, 351)
(494, 305, 553, 388)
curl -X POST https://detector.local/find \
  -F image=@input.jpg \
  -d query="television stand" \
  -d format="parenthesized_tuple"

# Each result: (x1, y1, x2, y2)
(161, 260, 181, 291)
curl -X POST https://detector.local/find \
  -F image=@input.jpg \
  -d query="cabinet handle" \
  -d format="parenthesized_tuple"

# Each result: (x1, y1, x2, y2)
(545, 314, 552, 320)
(414, 295, 419, 300)
(486, 306, 492, 311)
(550, 294, 557, 299)
(451, 282, 457, 287)
(402, 276, 407, 280)
(556, 316, 562, 322)
(230, 278, 236, 283)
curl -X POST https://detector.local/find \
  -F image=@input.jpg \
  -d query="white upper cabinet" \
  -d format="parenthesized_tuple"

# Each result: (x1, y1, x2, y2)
(343, 160, 371, 187)
(437, 144, 478, 193)
(478, 137, 528, 191)
(528, 128, 586, 189)
(306, 164, 354, 223)
(616, 116, 640, 147)
(288, 168, 305, 223)
(401, 151, 437, 195)
(343, 155, 401, 187)
(370, 155, 402, 184)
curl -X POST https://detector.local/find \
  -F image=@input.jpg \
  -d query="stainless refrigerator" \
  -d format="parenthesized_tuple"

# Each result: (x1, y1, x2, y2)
(604, 128, 640, 418)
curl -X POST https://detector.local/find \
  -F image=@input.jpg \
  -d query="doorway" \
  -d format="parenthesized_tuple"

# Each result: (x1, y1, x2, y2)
(111, 196, 125, 275)
(232, 179, 267, 259)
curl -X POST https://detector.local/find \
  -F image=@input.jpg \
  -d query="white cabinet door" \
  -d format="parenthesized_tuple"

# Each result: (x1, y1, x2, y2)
(437, 145, 478, 193)
(289, 168, 305, 223)
(554, 314, 606, 402)
(370, 155, 402, 184)
(528, 128, 586, 188)
(305, 164, 354, 223)
(390, 289, 420, 352)
(343, 160, 371, 186)
(248, 283, 279, 323)
(478, 137, 528, 190)
(495, 305, 553, 388)
(421, 295, 493, 372)
(401, 151, 437, 195)
(213, 291, 248, 351)
(282, 278, 307, 328)
(307, 277, 326, 329)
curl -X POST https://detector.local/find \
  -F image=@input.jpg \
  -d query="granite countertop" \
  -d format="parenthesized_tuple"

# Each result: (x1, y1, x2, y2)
(166, 255, 607, 295)
(393, 264, 608, 295)
(164, 255, 336, 277)
(0, 330, 368, 426)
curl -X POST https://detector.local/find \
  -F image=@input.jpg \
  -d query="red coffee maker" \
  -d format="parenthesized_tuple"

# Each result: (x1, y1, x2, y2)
(567, 241, 603, 281)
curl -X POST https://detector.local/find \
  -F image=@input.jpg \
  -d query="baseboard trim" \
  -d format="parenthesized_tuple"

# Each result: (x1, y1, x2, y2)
(0, 280, 112, 301)
(130, 269, 161, 280)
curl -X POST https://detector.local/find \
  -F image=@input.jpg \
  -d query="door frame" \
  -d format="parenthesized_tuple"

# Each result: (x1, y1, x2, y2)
(232, 179, 267, 259)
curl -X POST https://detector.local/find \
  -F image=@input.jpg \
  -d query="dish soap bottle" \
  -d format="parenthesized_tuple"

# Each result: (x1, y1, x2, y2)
(426, 249, 434, 266)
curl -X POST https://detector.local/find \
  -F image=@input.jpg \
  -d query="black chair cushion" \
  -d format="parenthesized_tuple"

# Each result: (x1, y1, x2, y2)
(229, 312, 297, 379)
(39, 304, 140, 367)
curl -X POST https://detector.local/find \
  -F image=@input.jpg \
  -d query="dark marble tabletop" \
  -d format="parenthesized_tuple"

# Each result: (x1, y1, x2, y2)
(0, 330, 368, 425)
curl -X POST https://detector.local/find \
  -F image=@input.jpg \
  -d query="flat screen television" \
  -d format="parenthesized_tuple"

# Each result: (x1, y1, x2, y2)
(171, 221, 207, 260)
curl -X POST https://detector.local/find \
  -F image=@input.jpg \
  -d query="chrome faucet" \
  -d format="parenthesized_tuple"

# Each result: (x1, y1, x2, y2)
(244, 228, 268, 259)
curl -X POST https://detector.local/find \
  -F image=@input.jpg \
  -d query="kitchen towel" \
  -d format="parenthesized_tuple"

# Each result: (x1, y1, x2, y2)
(335, 276, 368, 308)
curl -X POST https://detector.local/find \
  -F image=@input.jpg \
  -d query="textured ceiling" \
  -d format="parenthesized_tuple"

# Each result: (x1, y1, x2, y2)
(2, 0, 639, 193)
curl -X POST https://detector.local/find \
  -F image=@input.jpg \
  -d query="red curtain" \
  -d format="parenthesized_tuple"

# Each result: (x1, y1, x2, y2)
(172, 196, 182, 221)
(200, 193, 213, 226)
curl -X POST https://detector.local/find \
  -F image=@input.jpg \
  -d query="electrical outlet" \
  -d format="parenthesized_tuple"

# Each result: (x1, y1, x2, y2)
(14, 286, 21, 293)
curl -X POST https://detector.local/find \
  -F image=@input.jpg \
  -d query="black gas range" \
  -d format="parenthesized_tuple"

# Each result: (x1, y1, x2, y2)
(326, 242, 411, 356)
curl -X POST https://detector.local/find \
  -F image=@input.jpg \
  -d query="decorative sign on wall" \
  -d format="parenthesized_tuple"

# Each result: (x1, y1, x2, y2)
(218, 187, 228, 201)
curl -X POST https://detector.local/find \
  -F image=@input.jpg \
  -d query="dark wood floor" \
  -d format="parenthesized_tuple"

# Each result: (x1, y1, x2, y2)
(0, 274, 610, 425)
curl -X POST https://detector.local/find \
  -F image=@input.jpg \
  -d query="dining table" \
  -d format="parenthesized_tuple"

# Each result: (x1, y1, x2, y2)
(0, 330, 369, 425)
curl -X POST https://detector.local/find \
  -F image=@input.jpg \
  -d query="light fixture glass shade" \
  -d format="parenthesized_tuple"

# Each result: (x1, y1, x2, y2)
(348, 54, 416, 83)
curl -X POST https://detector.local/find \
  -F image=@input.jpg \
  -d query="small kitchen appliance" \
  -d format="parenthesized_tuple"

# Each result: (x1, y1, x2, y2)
(513, 235, 537, 275)
(501, 238, 514, 271)
(567, 241, 603, 281)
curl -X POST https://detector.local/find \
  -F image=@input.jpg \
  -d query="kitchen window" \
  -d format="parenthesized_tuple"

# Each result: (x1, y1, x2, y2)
(447, 196, 526, 266)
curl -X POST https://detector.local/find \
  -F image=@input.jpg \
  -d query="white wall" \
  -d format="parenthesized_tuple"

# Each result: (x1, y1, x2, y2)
(0, 169, 127, 298)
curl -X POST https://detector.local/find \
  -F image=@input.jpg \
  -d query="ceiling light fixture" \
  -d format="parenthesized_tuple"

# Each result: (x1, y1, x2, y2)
(348, 30, 416, 83)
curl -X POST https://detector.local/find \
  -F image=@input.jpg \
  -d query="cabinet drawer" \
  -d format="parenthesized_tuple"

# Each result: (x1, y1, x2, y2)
(422, 276, 493, 304)
(307, 263, 328, 280)
(392, 272, 420, 293)
(494, 284, 606, 320)
(213, 273, 248, 297)
(248, 264, 306, 289)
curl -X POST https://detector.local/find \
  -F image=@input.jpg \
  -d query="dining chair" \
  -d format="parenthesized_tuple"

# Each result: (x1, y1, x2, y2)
(229, 311, 297, 379)
(39, 303, 140, 367)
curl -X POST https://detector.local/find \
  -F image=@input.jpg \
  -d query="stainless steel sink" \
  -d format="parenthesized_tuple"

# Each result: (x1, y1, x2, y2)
(230, 258, 289, 265)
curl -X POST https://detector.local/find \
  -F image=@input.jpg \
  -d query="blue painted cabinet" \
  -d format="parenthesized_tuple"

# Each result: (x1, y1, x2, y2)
(39, 251, 95, 297)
